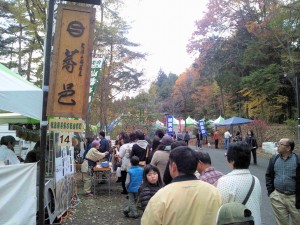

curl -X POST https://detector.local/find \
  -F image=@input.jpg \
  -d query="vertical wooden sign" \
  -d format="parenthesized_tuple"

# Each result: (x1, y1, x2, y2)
(47, 4, 95, 118)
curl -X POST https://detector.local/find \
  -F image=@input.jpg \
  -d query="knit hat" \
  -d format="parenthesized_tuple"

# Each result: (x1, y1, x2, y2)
(161, 135, 174, 145)
(216, 202, 254, 225)
(91, 140, 100, 147)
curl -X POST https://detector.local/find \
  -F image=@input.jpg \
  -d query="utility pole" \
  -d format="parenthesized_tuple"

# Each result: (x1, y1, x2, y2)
(39, 1, 54, 224)
(295, 73, 300, 155)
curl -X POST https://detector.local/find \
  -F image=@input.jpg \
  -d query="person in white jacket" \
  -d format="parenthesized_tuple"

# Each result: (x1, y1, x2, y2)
(0, 135, 20, 165)
(217, 142, 262, 225)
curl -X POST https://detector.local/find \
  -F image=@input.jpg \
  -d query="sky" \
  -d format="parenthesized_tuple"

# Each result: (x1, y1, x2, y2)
(120, 0, 208, 84)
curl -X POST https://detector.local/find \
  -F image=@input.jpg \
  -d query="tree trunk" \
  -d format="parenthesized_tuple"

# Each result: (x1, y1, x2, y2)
(26, 40, 35, 81)
(220, 85, 226, 118)
(18, 23, 22, 74)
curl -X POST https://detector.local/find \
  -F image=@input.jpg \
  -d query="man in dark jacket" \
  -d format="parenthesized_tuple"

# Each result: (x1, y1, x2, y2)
(265, 138, 300, 225)
(99, 131, 110, 160)
(183, 131, 190, 145)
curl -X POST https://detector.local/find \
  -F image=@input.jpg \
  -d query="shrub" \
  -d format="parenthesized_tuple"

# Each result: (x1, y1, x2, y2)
(284, 119, 297, 135)
(247, 119, 268, 146)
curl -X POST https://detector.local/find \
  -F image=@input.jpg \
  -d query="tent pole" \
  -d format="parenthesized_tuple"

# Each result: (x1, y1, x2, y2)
(39, 1, 54, 225)
(238, 125, 242, 136)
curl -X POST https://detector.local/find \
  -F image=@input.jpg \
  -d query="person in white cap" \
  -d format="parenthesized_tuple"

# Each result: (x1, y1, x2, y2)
(216, 202, 254, 225)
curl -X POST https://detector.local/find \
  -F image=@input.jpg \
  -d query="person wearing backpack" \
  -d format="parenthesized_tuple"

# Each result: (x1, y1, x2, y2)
(265, 138, 300, 225)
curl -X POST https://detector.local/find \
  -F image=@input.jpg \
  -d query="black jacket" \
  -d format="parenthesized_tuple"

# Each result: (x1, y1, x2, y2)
(265, 153, 300, 209)
(245, 136, 258, 149)
(138, 185, 161, 210)
(130, 144, 150, 163)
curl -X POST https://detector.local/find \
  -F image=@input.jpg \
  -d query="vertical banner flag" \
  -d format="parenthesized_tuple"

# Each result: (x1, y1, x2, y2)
(199, 120, 207, 137)
(167, 115, 173, 135)
(90, 58, 104, 103)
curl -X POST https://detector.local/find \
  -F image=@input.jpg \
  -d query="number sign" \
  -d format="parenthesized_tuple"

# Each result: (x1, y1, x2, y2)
(58, 133, 72, 146)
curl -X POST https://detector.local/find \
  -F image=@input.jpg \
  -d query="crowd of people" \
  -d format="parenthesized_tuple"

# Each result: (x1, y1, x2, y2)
(1, 128, 299, 225)
(78, 128, 300, 225)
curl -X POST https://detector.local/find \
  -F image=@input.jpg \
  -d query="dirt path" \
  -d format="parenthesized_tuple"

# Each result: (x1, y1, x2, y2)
(61, 174, 141, 225)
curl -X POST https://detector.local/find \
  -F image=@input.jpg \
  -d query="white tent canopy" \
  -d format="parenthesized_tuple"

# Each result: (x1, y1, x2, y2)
(186, 116, 197, 125)
(172, 117, 179, 125)
(0, 63, 42, 121)
(0, 113, 39, 124)
(214, 115, 225, 124)
(155, 119, 164, 126)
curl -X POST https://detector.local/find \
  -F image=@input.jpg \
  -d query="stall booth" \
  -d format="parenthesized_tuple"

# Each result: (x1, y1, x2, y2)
(0, 63, 73, 224)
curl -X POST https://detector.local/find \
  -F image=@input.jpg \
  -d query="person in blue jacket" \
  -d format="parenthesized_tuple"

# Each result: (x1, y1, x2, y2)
(123, 156, 143, 218)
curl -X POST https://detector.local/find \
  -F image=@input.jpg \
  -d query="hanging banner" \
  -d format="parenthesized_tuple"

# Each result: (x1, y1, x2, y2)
(199, 120, 207, 137)
(167, 115, 173, 135)
(90, 58, 104, 103)
(47, 4, 96, 118)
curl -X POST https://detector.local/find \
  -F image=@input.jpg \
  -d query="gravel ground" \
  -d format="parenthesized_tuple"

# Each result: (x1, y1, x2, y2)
(61, 173, 141, 225)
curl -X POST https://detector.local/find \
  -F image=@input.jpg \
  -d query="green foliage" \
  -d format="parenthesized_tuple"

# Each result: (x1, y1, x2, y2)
(240, 64, 287, 121)
(0, 0, 46, 84)
(284, 119, 297, 135)
(155, 70, 178, 100)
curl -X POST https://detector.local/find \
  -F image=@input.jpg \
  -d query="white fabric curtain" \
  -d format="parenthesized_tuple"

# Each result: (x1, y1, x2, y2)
(0, 163, 37, 225)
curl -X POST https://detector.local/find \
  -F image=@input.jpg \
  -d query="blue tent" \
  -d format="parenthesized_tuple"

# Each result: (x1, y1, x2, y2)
(215, 116, 253, 127)
(215, 116, 253, 135)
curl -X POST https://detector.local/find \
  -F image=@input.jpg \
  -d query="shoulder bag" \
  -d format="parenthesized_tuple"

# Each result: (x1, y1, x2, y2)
(242, 176, 255, 205)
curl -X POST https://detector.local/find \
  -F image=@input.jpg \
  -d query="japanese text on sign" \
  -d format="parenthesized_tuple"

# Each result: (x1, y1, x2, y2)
(198, 120, 207, 137)
(47, 4, 95, 118)
(167, 115, 173, 135)
(49, 119, 84, 132)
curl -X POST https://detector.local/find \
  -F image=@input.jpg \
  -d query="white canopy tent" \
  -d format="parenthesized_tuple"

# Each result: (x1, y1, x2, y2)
(0, 63, 42, 121)
(0, 113, 39, 124)
(213, 115, 225, 124)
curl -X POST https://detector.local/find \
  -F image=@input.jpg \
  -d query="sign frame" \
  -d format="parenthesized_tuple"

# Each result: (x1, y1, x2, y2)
(49, 118, 84, 132)
(47, 4, 95, 119)
(167, 115, 173, 135)
(64, 0, 101, 5)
